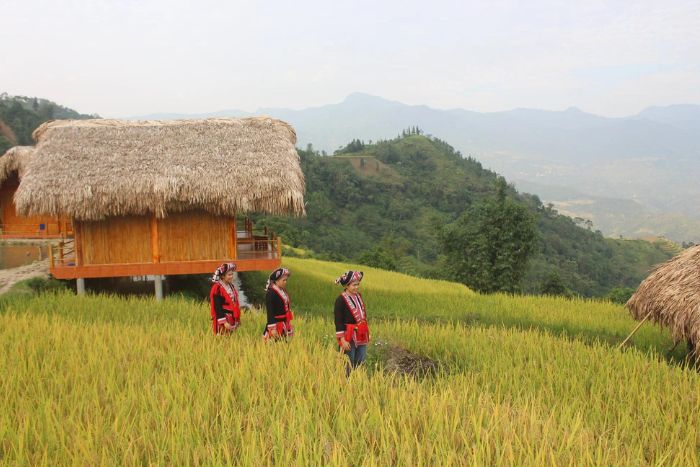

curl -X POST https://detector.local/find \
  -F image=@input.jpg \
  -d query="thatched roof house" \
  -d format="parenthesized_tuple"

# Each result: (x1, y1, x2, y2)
(0, 145, 34, 184)
(16, 117, 305, 220)
(14, 117, 305, 281)
(626, 245, 700, 344)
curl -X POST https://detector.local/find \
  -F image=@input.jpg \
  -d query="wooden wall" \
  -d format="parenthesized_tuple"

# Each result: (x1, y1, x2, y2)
(158, 210, 228, 261)
(80, 210, 230, 265)
(81, 216, 152, 264)
(0, 175, 63, 236)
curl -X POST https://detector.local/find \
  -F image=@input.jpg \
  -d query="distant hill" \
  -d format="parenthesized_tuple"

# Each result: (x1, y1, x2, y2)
(515, 180, 700, 243)
(130, 93, 700, 236)
(0, 93, 97, 153)
(634, 104, 700, 132)
(3, 93, 673, 296)
(253, 133, 674, 297)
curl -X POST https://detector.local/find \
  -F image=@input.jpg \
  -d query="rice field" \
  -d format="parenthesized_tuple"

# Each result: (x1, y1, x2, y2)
(267, 258, 687, 358)
(2, 258, 699, 465)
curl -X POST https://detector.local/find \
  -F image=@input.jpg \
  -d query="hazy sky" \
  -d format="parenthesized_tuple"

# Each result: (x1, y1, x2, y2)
(2, 0, 699, 117)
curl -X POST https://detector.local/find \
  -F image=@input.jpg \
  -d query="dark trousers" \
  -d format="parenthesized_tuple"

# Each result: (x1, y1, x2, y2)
(343, 341, 367, 375)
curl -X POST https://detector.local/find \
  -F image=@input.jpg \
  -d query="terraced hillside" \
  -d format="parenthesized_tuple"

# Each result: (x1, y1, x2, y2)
(1, 257, 698, 465)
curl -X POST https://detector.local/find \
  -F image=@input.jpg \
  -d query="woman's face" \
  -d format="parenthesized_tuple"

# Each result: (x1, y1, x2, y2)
(346, 280, 360, 294)
(275, 276, 288, 289)
(223, 270, 235, 284)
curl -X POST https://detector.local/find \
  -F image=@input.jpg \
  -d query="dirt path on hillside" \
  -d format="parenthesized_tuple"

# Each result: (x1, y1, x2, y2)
(0, 259, 50, 294)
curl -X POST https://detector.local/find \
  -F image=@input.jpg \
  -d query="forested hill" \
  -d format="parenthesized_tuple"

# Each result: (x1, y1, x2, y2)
(0, 94, 671, 297)
(0, 94, 97, 153)
(254, 132, 673, 297)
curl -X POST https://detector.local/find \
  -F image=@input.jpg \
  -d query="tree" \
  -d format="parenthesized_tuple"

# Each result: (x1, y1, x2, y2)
(440, 178, 537, 293)
(358, 246, 397, 271)
(336, 139, 364, 154)
(605, 287, 635, 304)
(540, 271, 569, 296)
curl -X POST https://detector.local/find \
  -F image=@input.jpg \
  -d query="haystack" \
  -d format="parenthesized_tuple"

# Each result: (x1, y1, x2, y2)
(15, 117, 305, 220)
(626, 245, 700, 344)
(0, 146, 35, 184)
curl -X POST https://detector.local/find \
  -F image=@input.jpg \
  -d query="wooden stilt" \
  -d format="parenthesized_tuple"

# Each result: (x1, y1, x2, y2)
(154, 275, 163, 301)
(150, 216, 160, 264)
(76, 278, 86, 295)
(228, 217, 237, 260)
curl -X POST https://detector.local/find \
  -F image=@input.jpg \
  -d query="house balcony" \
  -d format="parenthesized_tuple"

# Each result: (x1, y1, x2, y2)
(0, 221, 72, 240)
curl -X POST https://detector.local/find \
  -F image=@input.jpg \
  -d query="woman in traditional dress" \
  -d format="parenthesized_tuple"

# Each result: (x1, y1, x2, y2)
(334, 270, 370, 373)
(209, 262, 241, 335)
(263, 268, 294, 341)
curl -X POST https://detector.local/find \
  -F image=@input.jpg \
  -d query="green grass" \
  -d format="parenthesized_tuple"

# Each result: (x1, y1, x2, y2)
(243, 257, 687, 359)
(0, 276, 68, 301)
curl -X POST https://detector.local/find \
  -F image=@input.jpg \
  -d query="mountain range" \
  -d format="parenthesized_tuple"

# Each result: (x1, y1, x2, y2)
(130, 93, 700, 242)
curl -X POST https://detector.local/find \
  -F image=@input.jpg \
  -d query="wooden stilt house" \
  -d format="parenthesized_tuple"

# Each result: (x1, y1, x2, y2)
(0, 146, 70, 238)
(15, 117, 305, 282)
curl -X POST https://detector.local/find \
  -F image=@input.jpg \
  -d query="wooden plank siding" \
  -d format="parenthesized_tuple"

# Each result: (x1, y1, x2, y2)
(81, 216, 152, 265)
(77, 211, 236, 265)
(157, 210, 228, 262)
(52, 211, 281, 278)
(0, 174, 66, 237)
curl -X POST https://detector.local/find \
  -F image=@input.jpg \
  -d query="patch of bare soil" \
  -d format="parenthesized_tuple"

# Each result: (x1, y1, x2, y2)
(383, 345, 439, 378)
(0, 259, 50, 294)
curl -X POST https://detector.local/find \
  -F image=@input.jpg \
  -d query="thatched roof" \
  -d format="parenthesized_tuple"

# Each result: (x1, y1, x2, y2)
(15, 117, 305, 220)
(626, 245, 700, 343)
(0, 146, 35, 184)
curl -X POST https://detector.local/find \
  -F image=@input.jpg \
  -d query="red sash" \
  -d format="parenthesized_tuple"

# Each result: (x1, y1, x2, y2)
(341, 292, 370, 345)
(269, 284, 294, 335)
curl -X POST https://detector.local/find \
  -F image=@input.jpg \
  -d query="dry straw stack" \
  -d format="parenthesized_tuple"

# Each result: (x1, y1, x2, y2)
(626, 245, 700, 343)
(0, 146, 35, 184)
(15, 117, 305, 220)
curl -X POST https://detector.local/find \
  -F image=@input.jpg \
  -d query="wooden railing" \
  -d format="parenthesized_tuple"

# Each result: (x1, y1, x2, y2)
(240, 217, 273, 239)
(49, 238, 77, 268)
(0, 221, 72, 238)
(236, 237, 281, 260)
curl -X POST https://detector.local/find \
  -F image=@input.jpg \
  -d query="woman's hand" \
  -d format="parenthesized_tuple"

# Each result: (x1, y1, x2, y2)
(270, 328, 279, 338)
(339, 337, 351, 351)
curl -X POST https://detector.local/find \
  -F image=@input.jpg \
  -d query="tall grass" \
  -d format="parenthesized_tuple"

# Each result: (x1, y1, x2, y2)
(258, 258, 684, 357)
(2, 290, 699, 464)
